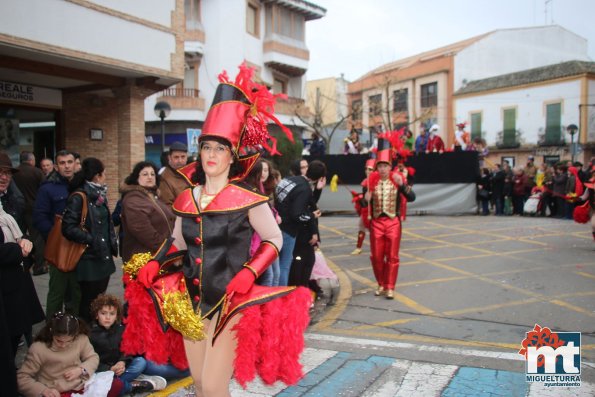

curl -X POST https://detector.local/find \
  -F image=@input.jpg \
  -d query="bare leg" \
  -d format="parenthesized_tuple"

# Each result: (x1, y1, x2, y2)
(184, 312, 242, 397)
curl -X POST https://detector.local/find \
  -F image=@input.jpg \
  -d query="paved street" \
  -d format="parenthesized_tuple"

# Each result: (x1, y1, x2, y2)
(27, 215, 595, 396)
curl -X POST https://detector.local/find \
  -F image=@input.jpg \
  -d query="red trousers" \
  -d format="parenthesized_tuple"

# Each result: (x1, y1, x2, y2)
(369, 216, 402, 290)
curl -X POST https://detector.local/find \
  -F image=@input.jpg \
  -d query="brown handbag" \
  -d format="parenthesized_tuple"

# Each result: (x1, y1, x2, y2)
(43, 192, 89, 272)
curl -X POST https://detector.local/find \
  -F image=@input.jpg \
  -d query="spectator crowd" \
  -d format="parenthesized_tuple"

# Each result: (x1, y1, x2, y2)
(475, 156, 593, 218)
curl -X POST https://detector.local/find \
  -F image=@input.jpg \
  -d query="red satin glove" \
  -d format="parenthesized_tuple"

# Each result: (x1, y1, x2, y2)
(137, 260, 159, 288)
(226, 268, 255, 295)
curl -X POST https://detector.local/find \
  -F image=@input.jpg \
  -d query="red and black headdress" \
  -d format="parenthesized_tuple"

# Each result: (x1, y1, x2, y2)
(374, 128, 412, 168)
(201, 63, 294, 156)
(179, 63, 295, 182)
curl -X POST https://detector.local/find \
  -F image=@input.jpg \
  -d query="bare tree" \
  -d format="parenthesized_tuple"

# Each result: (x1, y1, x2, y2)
(369, 74, 435, 132)
(294, 87, 356, 153)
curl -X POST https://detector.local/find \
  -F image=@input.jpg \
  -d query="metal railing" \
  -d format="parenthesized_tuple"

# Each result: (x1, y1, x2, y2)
(159, 88, 200, 98)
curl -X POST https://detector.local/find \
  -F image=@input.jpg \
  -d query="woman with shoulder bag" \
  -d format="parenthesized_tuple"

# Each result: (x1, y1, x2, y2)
(62, 158, 117, 323)
(119, 161, 175, 263)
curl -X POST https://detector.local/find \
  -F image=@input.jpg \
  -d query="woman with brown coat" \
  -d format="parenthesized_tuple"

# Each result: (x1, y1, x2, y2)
(120, 161, 175, 263)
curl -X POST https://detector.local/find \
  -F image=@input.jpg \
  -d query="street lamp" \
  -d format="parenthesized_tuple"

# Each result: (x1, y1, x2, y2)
(566, 124, 578, 163)
(154, 101, 171, 153)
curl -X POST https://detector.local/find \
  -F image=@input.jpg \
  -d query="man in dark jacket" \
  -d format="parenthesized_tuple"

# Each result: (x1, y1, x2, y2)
(275, 160, 326, 286)
(158, 141, 191, 206)
(32, 150, 80, 318)
(491, 164, 506, 215)
(13, 151, 47, 274)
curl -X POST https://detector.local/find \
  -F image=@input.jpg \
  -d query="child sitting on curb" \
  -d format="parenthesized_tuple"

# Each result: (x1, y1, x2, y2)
(89, 294, 166, 394)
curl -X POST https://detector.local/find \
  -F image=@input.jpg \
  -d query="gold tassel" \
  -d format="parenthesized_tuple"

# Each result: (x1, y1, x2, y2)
(162, 285, 206, 341)
(122, 252, 153, 278)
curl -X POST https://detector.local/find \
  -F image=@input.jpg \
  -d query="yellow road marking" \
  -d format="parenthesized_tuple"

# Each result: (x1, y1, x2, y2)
(317, 219, 595, 351)
(353, 317, 419, 330)
(149, 376, 193, 396)
(346, 269, 435, 314)
(444, 298, 540, 316)
(435, 248, 546, 262)
(576, 271, 595, 280)
(549, 300, 595, 318)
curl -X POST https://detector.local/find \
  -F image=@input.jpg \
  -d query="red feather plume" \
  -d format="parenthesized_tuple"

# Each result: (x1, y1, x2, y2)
(218, 63, 294, 156)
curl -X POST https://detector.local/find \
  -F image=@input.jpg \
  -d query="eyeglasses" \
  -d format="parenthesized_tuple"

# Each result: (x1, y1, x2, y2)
(0, 170, 12, 177)
(200, 143, 229, 154)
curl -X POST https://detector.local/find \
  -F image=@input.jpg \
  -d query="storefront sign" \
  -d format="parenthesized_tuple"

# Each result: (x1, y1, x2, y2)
(0, 81, 62, 107)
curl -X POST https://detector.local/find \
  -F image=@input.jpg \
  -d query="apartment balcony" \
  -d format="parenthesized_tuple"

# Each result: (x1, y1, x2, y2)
(537, 129, 565, 147)
(263, 36, 309, 77)
(495, 130, 522, 149)
(276, 96, 310, 118)
(158, 87, 205, 111)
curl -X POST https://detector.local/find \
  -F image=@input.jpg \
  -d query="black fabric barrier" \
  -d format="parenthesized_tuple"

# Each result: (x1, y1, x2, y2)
(305, 151, 479, 185)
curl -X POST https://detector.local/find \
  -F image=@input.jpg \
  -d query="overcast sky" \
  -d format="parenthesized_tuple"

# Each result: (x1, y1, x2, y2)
(305, 0, 595, 82)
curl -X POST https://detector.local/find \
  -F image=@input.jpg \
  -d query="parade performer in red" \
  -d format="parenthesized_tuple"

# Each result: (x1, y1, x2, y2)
(366, 131, 416, 299)
(426, 124, 445, 153)
(351, 159, 375, 255)
(128, 64, 311, 396)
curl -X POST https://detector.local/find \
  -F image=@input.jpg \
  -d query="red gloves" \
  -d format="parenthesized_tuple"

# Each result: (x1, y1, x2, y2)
(137, 260, 159, 288)
(226, 268, 255, 295)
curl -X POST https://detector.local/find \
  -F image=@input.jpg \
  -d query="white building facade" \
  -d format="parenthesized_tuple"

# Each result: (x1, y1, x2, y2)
(144, 0, 326, 162)
(455, 61, 595, 167)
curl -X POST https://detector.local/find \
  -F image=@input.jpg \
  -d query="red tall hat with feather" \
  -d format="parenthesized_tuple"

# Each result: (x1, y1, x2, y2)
(201, 62, 294, 156)
(374, 128, 412, 167)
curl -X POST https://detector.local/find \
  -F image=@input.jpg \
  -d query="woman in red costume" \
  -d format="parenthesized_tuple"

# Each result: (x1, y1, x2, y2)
(131, 64, 311, 396)
(366, 132, 416, 299)
(351, 159, 375, 255)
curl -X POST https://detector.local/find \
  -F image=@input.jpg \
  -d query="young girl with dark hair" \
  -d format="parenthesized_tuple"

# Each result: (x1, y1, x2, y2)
(62, 157, 117, 322)
(17, 312, 111, 397)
